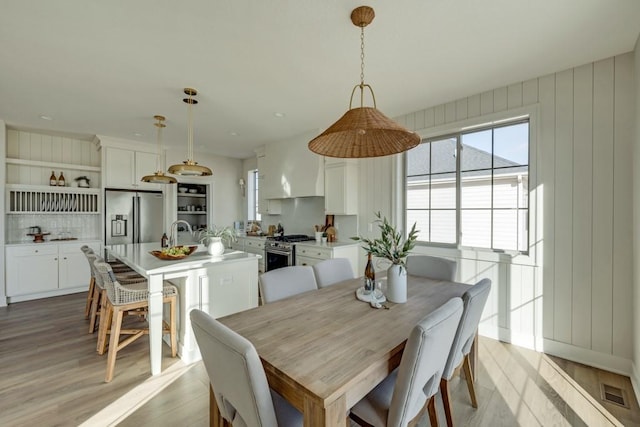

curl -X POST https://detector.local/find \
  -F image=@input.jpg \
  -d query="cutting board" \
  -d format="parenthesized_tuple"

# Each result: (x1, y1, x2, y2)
(325, 226, 337, 242)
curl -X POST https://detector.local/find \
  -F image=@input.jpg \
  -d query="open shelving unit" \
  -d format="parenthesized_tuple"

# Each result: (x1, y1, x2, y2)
(177, 183, 209, 231)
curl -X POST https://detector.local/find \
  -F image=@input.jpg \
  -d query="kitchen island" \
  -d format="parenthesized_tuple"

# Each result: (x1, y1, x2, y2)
(107, 243, 260, 374)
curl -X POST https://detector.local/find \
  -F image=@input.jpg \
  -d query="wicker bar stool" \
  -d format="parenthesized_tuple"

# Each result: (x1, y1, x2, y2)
(82, 246, 141, 320)
(86, 252, 147, 335)
(94, 260, 177, 382)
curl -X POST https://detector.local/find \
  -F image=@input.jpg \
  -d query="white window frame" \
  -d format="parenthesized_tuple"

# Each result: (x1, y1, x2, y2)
(398, 105, 539, 263)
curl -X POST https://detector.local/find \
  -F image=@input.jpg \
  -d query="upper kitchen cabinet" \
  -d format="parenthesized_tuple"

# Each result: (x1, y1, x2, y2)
(97, 136, 160, 190)
(255, 147, 281, 215)
(324, 158, 358, 215)
(260, 130, 324, 199)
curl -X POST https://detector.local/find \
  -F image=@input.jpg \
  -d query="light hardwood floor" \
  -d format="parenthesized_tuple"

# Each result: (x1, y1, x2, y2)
(1, 293, 638, 426)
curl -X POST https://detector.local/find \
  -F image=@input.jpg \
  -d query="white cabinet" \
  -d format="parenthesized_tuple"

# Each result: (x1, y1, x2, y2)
(295, 243, 360, 277)
(236, 237, 266, 273)
(6, 245, 58, 296)
(6, 240, 101, 302)
(325, 160, 358, 215)
(256, 150, 282, 215)
(104, 147, 160, 190)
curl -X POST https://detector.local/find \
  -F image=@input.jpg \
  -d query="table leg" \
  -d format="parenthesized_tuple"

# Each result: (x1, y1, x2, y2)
(148, 273, 164, 375)
(303, 394, 347, 427)
(210, 385, 230, 427)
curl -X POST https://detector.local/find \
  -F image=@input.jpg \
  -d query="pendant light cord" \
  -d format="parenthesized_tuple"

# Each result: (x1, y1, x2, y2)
(187, 92, 194, 162)
(360, 26, 366, 108)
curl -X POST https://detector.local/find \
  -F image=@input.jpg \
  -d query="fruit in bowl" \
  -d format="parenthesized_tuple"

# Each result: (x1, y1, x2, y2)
(150, 245, 197, 260)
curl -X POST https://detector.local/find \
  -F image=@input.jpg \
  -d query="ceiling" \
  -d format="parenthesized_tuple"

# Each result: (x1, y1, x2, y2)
(1, 1, 639, 159)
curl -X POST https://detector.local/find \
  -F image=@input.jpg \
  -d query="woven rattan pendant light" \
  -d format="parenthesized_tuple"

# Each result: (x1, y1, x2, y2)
(168, 88, 212, 176)
(141, 115, 177, 184)
(309, 6, 419, 158)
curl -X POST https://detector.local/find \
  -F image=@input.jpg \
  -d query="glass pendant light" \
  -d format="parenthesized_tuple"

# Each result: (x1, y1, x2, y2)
(141, 115, 177, 184)
(168, 88, 212, 176)
(308, 6, 420, 158)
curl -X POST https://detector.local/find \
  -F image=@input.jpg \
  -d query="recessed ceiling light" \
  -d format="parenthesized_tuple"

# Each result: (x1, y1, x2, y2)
(274, 112, 285, 118)
(133, 132, 143, 137)
(39, 115, 53, 121)
(230, 131, 238, 136)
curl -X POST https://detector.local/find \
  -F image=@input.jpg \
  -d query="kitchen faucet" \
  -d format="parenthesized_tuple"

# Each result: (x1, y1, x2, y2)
(169, 220, 194, 247)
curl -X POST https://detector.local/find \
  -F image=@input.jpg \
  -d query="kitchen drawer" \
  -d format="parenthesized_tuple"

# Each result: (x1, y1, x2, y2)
(295, 255, 322, 268)
(245, 239, 265, 250)
(295, 245, 332, 260)
(9, 244, 58, 257)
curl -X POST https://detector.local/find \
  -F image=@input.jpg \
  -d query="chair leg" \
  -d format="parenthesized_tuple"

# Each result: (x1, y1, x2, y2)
(88, 286, 102, 333)
(441, 378, 454, 427)
(84, 277, 95, 318)
(97, 300, 112, 355)
(105, 306, 124, 382)
(462, 354, 478, 408)
(427, 396, 438, 427)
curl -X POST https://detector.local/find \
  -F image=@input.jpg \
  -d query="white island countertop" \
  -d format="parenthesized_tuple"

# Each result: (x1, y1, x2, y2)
(107, 242, 261, 276)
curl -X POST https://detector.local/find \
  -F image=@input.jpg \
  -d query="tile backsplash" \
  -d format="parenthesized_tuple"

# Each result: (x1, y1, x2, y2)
(7, 214, 100, 243)
(261, 197, 358, 241)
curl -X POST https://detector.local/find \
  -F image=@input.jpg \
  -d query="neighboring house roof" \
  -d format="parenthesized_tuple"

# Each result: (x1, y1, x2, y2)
(407, 138, 527, 179)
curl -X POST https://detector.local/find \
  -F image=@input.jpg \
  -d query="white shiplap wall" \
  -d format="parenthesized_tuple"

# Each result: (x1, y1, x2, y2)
(357, 52, 635, 374)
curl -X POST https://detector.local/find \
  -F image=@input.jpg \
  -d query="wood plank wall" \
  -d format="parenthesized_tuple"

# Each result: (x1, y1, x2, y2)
(357, 52, 635, 374)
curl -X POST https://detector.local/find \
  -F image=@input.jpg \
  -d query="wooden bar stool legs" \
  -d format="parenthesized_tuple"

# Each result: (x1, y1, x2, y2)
(103, 293, 177, 382)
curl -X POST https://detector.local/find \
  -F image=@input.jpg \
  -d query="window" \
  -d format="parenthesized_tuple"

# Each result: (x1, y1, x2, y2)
(248, 169, 261, 221)
(406, 119, 529, 252)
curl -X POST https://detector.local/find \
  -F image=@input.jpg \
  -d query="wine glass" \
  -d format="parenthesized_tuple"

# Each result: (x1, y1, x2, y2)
(373, 280, 386, 301)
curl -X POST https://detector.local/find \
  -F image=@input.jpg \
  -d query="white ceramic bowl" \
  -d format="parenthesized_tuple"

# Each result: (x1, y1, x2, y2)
(178, 187, 188, 193)
(188, 189, 198, 194)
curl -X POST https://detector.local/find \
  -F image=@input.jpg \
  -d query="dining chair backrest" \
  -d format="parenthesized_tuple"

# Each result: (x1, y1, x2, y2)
(442, 278, 492, 381)
(312, 258, 355, 288)
(259, 266, 318, 303)
(388, 297, 463, 426)
(406, 255, 457, 281)
(190, 309, 279, 426)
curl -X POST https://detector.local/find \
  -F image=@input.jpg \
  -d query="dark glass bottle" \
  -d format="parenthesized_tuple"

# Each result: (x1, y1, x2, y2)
(57, 172, 65, 187)
(364, 252, 375, 293)
(49, 171, 57, 186)
(161, 233, 168, 248)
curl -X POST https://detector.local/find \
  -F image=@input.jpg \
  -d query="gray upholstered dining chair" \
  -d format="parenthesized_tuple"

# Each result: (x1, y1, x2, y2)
(312, 258, 355, 288)
(440, 278, 492, 427)
(406, 255, 457, 281)
(349, 297, 464, 427)
(190, 309, 303, 427)
(259, 266, 318, 303)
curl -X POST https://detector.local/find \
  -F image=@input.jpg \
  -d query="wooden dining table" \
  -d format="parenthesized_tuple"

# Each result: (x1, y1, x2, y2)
(214, 274, 473, 427)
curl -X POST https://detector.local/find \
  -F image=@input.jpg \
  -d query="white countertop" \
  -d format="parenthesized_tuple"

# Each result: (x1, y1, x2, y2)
(294, 240, 360, 248)
(239, 235, 359, 248)
(107, 242, 261, 276)
(5, 237, 102, 246)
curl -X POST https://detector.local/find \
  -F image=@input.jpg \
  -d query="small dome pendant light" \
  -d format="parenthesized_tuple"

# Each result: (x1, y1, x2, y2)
(168, 88, 212, 176)
(308, 6, 420, 158)
(141, 115, 177, 184)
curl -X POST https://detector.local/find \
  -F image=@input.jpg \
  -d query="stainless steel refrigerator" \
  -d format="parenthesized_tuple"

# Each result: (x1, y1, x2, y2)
(105, 189, 164, 245)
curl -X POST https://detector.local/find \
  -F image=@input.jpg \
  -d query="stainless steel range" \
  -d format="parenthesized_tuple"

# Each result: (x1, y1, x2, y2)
(264, 234, 315, 272)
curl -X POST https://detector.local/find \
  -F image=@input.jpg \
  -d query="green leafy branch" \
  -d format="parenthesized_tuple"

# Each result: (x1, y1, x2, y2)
(352, 212, 418, 267)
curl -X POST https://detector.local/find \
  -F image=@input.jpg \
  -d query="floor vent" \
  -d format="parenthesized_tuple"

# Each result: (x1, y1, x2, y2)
(600, 383, 629, 408)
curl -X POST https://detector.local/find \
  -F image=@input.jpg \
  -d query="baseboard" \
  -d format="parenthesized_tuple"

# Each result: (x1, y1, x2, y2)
(632, 362, 640, 409)
(478, 324, 632, 377)
(7, 286, 86, 304)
